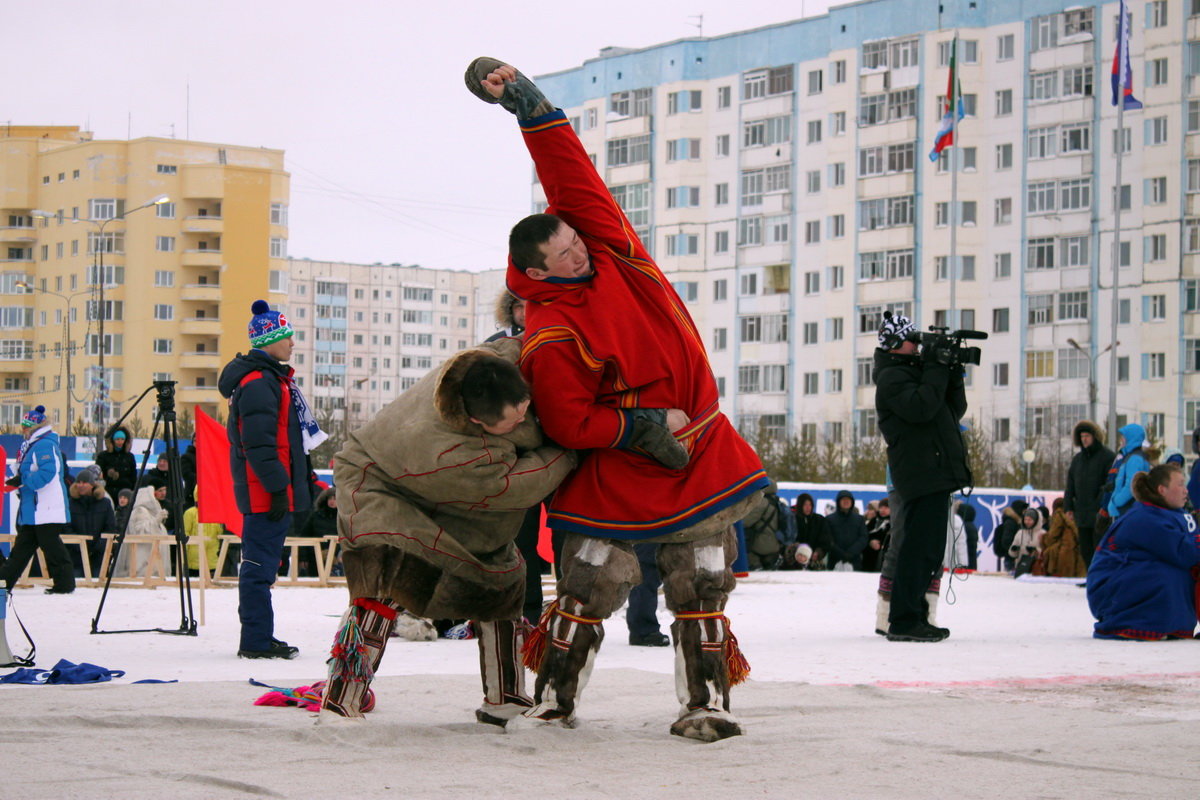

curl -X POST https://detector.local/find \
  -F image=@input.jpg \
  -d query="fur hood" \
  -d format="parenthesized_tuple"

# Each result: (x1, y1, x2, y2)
(105, 425, 133, 453)
(1072, 420, 1105, 448)
(70, 479, 107, 500)
(433, 340, 525, 432)
(493, 290, 524, 334)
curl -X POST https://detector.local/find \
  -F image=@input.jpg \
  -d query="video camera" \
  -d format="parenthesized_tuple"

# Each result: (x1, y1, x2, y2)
(916, 326, 988, 368)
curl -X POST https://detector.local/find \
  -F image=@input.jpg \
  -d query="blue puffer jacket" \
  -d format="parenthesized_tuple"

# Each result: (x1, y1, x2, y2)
(16, 426, 71, 526)
(1107, 424, 1151, 518)
(1087, 501, 1200, 640)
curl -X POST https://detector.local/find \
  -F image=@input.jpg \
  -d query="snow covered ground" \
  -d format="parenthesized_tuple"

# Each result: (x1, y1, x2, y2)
(3, 572, 1197, 799)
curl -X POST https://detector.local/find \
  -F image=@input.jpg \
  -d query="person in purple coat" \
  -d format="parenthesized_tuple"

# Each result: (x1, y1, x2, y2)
(1087, 463, 1200, 641)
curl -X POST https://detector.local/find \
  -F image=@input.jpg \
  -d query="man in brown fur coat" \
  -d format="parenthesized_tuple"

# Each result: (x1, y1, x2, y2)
(319, 338, 576, 725)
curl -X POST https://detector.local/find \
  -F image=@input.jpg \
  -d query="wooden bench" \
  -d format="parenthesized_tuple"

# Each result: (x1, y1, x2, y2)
(0, 532, 97, 588)
(213, 534, 338, 586)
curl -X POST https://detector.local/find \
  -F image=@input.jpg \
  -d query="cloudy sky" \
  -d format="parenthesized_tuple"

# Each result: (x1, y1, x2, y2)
(6, 0, 837, 271)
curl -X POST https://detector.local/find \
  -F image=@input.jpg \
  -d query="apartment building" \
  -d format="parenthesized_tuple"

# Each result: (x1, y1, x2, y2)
(532, 0, 1200, 453)
(0, 125, 288, 432)
(284, 258, 508, 431)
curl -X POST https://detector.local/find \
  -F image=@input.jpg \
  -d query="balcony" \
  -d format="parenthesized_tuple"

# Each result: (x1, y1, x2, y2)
(183, 215, 224, 234)
(179, 351, 222, 369)
(181, 283, 222, 302)
(0, 358, 32, 373)
(182, 249, 222, 267)
(180, 317, 222, 335)
(177, 385, 221, 405)
(0, 226, 36, 243)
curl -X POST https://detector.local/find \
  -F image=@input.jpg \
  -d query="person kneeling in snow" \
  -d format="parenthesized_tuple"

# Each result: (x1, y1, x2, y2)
(320, 339, 576, 726)
(1087, 463, 1200, 641)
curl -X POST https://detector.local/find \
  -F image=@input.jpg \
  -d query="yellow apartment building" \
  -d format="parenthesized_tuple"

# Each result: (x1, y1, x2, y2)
(0, 125, 289, 438)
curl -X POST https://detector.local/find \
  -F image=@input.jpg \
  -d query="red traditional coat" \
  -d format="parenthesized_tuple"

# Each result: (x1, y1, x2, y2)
(507, 110, 768, 541)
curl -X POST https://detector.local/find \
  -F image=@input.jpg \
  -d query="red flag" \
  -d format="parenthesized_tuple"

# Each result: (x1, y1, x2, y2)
(196, 406, 243, 536)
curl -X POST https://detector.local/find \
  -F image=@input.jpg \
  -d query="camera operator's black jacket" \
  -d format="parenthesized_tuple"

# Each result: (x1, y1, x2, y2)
(873, 349, 971, 500)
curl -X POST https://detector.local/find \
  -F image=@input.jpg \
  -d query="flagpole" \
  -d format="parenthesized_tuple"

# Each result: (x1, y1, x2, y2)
(948, 36, 959, 331)
(1107, 98, 1123, 441)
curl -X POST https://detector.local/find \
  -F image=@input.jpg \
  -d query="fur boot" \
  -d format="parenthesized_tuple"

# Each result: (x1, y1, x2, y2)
(475, 618, 534, 727)
(320, 597, 400, 719)
(393, 610, 438, 642)
(875, 592, 890, 636)
(524, 534, 638, 726)
(661, 529, 743, 742)
(925, 590, 940, 627)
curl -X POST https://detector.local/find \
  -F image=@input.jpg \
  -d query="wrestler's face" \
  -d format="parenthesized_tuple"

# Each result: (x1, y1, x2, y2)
(1158, 470, 1188, 510)
(475, 398, 530, 436)
(530, 223, 592, 281)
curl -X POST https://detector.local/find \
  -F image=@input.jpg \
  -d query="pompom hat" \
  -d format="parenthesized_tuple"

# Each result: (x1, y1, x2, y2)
(877, 309, 916, 349)
(21, 405, 47, 428)
(247, 300, 294, 347)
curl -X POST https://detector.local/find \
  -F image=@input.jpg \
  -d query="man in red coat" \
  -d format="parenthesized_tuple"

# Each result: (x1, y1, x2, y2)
(467, 58, 768, 741)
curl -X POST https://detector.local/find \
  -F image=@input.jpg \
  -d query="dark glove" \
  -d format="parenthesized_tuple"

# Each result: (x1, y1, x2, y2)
(628, 410, 689, 471)
(5, 474, 20, 488)
(267, 490, 290, 522)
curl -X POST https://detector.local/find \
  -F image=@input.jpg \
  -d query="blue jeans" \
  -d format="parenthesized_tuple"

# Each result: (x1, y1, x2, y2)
(625, 543, 663, 638)
(238, 512, 290, 651)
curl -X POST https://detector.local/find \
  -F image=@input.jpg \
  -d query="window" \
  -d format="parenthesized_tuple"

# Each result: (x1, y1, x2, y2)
(1063, 7, 1093, 36)
(1145, 117, 1168, 146)
(803, 321, 819, 345)
(1061, 66, 1094, 98)
(1030, 71, 1057, 102)
(993, 363, 1010, 387)
(995, 143, 1013, 170)
(712, 328, 727, 351)
(832, 60, 846, 84)
(1027, 181, 1057, 214)
(1060, 235, 1090, 268)
(609, 87, 653, 117)
(993, 308, 1010, 333)
(1187, 340, 1200, 373)
(151, 304, 174, 321)
(1119, 298, 1132, 324)
(1027, 127, 1057, 160)
(826, 318, 844, 341)
(1061, 123, 1091, 154)
(1028, 295, 1054, 325)
(994, 198, 1012, 225)
(859, 94, 885, 127)
(671, 281, 699, 301)
(1059, 178, 1091, 212)
(862, 41, 888, 69)
(1148, 59, 1168, 87)
(1026, 350, 1054, 379)
(738, 217, 762, 246)
(806, 170, 821, 194)
(1059, 291, 1089, 321)
(1144, 233, 1168, 262)
(1147, 0, 1168, 27)
(610, 182, 650, 238)
(153, 338, 173, 354)
(807, 69, 823, 95)
(825, 369, 843, 393)
(89, 198, 118, 220)
(995, 89, 1012, 117)
(156, 202, 175, 219)
(667, 90, 702, 114)
(1027, 238, 1055, 270)
(606, 135, 651, 166)
(828, 265, 844, 290)
(739, 272, 758, 296)
(665, 234, 699, 256)
(713, 279, 727, 301)
(859, 146, 884, 176)
(717, 86, 731, 108)
(269, 237, 287, 258)
(997, 34, 1014, 61)
(1144, 294, 1167, 321)
(803, 372, 819, 395)
(829, 162, 845, 187)
(829, 215, 845, 239)
(666, 186, 700, 208)
(155, 235, 175, 252)
(714, 230, 730, 253)
(888, 88, 918, 121)
(831, 111, 846, 136)
(993, 418, 1011, 442)
(714, 183, 729, 206)
(803, 220, 819, 244)
(1145, 176, 1167, 205)
(666, 138, 701, 162)
(1189, 160, 1200, 194)
(715, 135, 730, 158)
(804, 271, 820, 295)
(1143, 352, 1166, 380)
(743, 69, 766, 100)
(806, 120, 822, 144)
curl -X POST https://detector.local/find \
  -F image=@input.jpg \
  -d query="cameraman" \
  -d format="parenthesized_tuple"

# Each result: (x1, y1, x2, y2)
(873, 311, 971, 642)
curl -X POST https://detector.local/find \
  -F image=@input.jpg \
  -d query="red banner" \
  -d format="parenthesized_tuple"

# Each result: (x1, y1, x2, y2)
(195, 407, 242, 536)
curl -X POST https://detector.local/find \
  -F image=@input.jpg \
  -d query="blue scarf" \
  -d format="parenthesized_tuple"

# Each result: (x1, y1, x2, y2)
(286, 375, 327, 453)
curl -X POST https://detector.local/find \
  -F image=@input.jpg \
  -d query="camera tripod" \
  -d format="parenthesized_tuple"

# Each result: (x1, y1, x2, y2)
(91, 380, 198, 637)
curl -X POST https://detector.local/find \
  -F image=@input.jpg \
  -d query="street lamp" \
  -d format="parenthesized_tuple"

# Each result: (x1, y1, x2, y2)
(1066, 338, 1119, 425)
(39, 195, 169, 447)
(14, 281, 94, 427)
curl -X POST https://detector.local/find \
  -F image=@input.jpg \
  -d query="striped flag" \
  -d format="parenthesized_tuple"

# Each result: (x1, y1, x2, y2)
(1111, 0, 1142, 110)
(928, 37, 964, 162)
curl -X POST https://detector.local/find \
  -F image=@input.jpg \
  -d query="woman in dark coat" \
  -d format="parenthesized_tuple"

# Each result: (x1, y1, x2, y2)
(783, 493, 833, 570)
(95, 426, 136, 499)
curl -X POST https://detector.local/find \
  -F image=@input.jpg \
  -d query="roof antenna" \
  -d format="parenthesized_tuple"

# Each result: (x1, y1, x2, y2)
(687, 14, 703, 37)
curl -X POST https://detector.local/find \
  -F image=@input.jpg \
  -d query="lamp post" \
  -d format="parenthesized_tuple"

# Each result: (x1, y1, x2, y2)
(14, 281, 93, 427)
(53, 195, 169, 447)
(1066, 338, 1119, 425)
